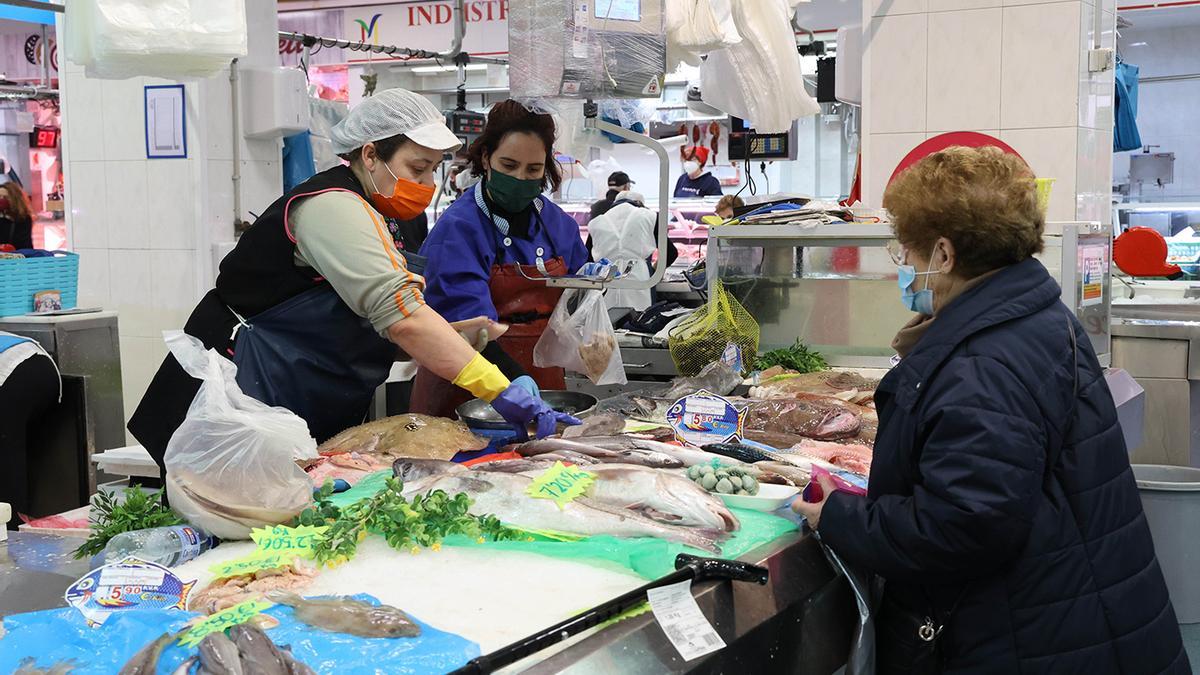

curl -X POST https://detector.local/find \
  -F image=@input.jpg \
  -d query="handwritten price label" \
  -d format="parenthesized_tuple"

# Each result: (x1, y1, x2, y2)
(178, 599, 272, 647)
(526, 461, 595, 508)
(207, 552, 292, 580)
(249, 525, 327, 559)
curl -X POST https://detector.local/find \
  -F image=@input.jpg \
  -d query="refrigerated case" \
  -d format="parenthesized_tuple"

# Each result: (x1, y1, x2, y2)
(706, 221, 1113, 368)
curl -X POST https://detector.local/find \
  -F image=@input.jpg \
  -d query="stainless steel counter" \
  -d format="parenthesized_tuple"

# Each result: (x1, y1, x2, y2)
(0, 533, 90, 618)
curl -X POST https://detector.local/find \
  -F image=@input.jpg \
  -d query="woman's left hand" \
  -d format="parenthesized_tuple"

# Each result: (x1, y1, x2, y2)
(792, 473, 837, 528)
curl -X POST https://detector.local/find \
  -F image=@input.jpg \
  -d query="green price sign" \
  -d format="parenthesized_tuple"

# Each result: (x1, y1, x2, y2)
(249, 524, 327, 559)
(207, 551, 293, 580)
(177, 599, 272, 647)
(526, 461, 595, 508)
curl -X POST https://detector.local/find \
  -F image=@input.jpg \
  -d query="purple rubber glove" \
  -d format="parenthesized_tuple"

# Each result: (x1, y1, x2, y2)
(491, 383, 582, 441)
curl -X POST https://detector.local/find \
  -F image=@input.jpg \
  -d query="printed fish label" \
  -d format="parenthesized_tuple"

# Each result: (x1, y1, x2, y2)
(666, 390, 745, 448)
(65, 557, 195, 627)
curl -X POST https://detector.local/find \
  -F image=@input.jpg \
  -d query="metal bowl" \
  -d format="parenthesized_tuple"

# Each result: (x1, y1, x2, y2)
(456, 390, 599, 430)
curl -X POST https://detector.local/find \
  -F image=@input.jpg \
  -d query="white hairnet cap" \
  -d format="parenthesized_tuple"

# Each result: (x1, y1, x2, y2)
(330, 88, 462, 155)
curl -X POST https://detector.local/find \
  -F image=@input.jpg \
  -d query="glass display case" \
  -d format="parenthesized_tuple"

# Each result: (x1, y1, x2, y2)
(707, 222, 1112, 368)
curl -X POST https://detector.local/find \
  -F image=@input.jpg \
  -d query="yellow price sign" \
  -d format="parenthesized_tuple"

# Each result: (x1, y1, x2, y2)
(207, 551, 293, 580)
(178, 599, 272, 647)
(526, 461, 595, 508)
(249, 525, 327, 559)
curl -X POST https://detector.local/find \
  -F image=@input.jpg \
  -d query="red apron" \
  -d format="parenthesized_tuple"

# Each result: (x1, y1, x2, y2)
(410, 257, 568, 418)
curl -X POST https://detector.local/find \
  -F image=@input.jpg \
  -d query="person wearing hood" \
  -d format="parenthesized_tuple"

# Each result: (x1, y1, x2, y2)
(129, 90, 577, 480)
(673, 146, 723, 198)
(588, 191, 658, 312)
(414, 100, 590, 418)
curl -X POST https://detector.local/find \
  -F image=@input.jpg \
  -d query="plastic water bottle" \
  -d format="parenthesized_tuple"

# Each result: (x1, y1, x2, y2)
(103, 524, 217, 567)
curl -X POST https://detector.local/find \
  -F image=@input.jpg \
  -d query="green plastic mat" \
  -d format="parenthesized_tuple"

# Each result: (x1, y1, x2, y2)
(322, 470, 797, 579)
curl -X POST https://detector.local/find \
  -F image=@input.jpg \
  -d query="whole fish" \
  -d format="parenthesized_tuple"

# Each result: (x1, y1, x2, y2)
(279, 648, 317, 675)
(16, 659, 76, 675)
(594, 362, 743, 422)
(474, 458, 558, 473)
(659, 361, 743, 400)
(745, 397, 861, 440)
(319, 414, 488, 461)
(266, 591, 420, 638)
(508, 438, 684, 469)
(583, 464, 740, 531)
(392, 458, 465, 483)
(581, 436, 750, 469)
(561, 412, 626, 438)
(198, 631, 243, 675)
(229, 624, 288, 675)
(118, 633, 173, 675)
(402, 472, 725, 553)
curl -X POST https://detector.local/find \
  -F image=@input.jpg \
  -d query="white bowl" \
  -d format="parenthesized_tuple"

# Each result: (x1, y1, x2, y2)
(718, 483, 800, 512)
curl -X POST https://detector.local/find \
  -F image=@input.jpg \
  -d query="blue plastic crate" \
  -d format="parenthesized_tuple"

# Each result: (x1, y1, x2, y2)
(0, 252, 79, 317)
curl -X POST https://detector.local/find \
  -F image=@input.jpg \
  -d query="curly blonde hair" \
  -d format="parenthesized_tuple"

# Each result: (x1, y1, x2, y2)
(883, 146, 1044, 278)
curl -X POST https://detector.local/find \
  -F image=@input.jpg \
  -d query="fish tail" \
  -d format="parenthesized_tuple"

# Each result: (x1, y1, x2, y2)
(265, 589, 301, 606)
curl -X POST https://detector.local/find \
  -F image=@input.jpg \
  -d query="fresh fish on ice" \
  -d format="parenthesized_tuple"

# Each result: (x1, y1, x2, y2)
(595, 361, 743, 421)
(392, 458, 465, 483)
(229, 624, 289, 675)
(198, 632, 243, 675)
(583, 464, 740, 531)
(745, 397, 861, 440)
(561, 412, 627, 438)
(579, 436, 751, 469)
(318, 414, 487, 461)
(785, 439, 873, 475)
(508, 438, 684, 468)
(191, 561, 318, 615)
(267, 591, 421, 638)
(749, 370, 878, 405)
(118, 633, 173, 675)
(401, 472, 726, 553)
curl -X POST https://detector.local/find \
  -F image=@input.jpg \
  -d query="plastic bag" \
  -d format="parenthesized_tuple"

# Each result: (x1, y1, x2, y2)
(668, 282, 760, 376)
(534, 289, 627, 386)
(163, 331, 316, 540)
(65, 0, 247, 80)
(666, 0, 742, 68)
(698, 0, 819, 133)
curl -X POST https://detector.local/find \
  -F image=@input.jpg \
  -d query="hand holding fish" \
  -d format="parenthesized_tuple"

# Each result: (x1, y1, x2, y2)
(791, 472, 836, 529)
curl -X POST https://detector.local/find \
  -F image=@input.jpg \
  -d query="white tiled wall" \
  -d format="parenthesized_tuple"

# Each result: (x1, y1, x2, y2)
(863, 0, 1117, 225)
(60, 3, 283, 446)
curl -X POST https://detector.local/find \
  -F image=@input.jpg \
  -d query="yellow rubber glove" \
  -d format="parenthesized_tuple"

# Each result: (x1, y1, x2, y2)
(452, 352, 511, 402)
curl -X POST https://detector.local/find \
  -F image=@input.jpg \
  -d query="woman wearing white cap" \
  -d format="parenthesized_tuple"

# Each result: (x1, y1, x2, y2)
(130, 89, 577, 482)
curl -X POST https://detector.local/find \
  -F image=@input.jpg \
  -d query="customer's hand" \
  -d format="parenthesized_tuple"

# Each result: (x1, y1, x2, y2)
(792, 472, 836, 529)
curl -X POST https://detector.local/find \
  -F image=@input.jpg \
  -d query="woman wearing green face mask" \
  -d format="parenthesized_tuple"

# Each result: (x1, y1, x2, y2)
(413, 100, 590, 419)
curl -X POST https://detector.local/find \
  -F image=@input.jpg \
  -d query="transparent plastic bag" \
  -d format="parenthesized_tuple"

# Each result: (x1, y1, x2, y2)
(534, 289, 627, 386)
(162, 331, 316, 540)
(65, 0, 247, 80)
(698, 0, 819, 133)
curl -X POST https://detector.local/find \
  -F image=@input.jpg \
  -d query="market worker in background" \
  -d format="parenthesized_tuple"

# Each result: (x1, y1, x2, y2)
(673, 146, 722, 198)
(130, 90, 577, 480)
(589, 170, 634, 220)
(794, 146, 1188, 674)
(415, 99, 589, 418)
(0, 331, 59, 528)
(0, 182, 33, 250)
(715, 194, 744, 220)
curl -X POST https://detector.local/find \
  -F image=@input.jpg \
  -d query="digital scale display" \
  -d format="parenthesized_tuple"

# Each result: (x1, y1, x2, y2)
(30, 126, 58, 148)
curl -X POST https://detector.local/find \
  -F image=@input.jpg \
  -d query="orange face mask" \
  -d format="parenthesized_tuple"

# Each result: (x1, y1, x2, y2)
(367, 161, 435, 221)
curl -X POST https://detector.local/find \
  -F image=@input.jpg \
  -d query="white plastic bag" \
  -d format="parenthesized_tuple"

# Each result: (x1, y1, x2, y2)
(667, 0, 742, 68)
(65, 0, 248, 80)
(534, 290, 627, 386)
(699, 0, 820, 133)
(162, 331, 316, 540)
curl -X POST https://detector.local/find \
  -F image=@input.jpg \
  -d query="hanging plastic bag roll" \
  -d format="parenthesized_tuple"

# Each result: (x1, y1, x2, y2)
(162, 331, 317, 540)
(534, 289, 628, 386)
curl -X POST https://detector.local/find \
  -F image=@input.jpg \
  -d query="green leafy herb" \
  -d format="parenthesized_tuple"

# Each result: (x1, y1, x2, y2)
(73, 487, 183, 559)
(753, 339, 828, 374)
(295, 477, 524, 566)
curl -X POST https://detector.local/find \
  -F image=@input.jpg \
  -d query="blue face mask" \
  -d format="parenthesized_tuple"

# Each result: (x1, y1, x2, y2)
(897, 247, 940, 315)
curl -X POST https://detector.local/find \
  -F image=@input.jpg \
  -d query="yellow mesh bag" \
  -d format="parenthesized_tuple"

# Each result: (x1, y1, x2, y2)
(668, 282, 760, 376)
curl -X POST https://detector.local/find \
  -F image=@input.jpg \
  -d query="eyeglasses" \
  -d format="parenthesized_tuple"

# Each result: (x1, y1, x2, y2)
(885, 240, 907, 266)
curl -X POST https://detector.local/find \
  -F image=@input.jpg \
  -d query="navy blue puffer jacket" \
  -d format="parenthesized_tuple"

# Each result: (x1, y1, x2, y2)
(820, 257, 1188, 674)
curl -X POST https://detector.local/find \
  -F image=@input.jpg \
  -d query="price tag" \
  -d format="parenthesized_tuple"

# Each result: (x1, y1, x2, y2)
(65, 558, 194, 627)
(665, 390, 745, 448)
(526, 461, 595, 508)
(178, 599, 273, 648)
(208, 552, 293, 580)
(647, 580, 726, 661)
(249, 525, 327, 559)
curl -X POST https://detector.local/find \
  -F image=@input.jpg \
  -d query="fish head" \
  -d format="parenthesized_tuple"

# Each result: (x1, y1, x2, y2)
(367, 607, 421, 637)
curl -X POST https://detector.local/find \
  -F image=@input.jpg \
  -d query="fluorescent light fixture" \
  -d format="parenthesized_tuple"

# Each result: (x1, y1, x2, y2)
(411, 64, 489, 74)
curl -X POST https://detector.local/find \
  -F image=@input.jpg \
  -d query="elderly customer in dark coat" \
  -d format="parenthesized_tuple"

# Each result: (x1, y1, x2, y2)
(794, 146, 1189, 674)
